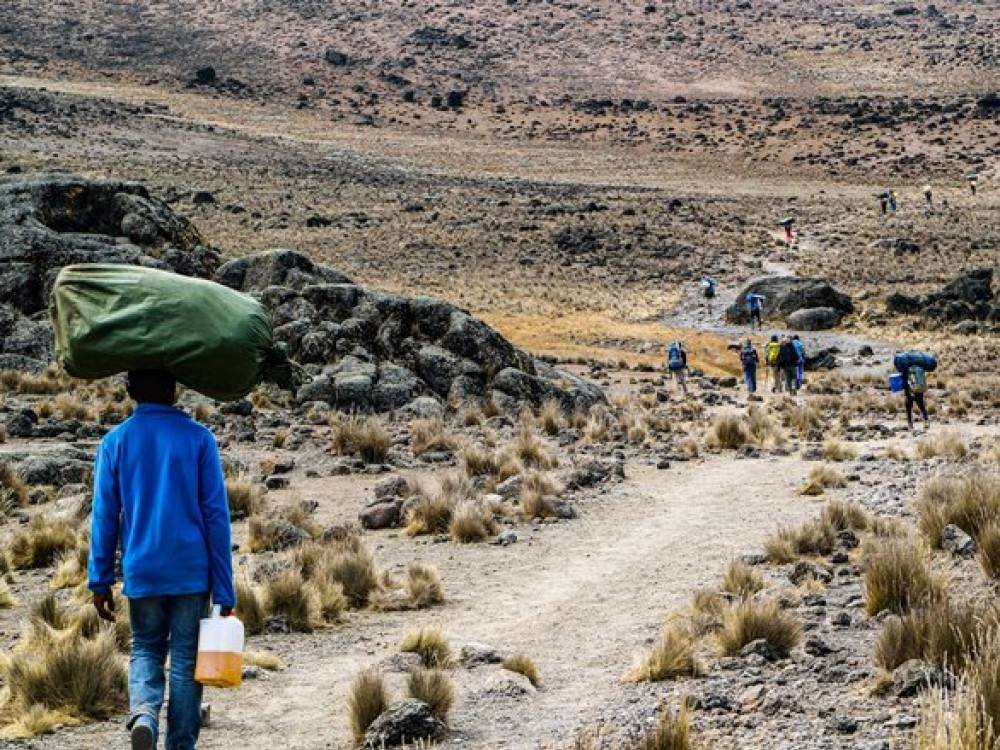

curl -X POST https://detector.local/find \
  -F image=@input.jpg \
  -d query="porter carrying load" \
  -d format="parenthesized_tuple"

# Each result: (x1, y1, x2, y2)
(51, 264, 303, 401)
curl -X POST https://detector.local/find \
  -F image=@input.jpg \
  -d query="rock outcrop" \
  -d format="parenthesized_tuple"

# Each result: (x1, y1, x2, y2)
(886, 267, 999, 329)
(0, 175, 604, 413)
(726, 276, 854, 330)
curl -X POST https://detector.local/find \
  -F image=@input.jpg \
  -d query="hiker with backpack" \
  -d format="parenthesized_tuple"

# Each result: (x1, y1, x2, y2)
(777, 335, 799, 393)
(747, 293, 764, 330)
(894, 352, 935, 430)
(701, 277, 717, 313)
(667, 341, 688, 396)
(740, 339, 759, 394)
(764, 334, 782, 393)
(792, 334, 806, 391)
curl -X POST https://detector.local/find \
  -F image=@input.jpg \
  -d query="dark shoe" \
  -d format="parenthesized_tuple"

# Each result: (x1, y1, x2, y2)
(131, 723, 154, 750)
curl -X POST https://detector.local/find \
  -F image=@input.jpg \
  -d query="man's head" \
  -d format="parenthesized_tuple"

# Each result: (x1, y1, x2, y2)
(770, 334, 778, 342)
(126, 369, 177, 406)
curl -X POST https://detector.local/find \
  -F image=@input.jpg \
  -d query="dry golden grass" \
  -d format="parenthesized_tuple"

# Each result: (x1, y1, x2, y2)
(347, 669, 390, 745)
(520, 471, 563, 520)
(764, 517, 837, 563)
(0, 704, 81, 739)
(244, 650, 283, 670)
(235, 576, 266, 636)
(331, 416, 392, 463)
(457, 403, 484, 427)
(717, 599, 801, 658)
(626, 622, 703, 683)
(916, 474, 1000, 550)
(979, 521, 1000, 580)
(459, 445, 504, 478)
(721, 560, 767, 599)
(450, 502, 499, 543)
(538, 399, 566, 436)
(705, 413, 750, 450)
(0, 579, 18, 609)
(874, 598, 984, 672)
(863, 537, 941, 616)
(800, 465, 847, 496)
(503, 654, 540, 687)
(226, 477, 263, 519)
(405, 494, 456, 537)
(916, 432, 968, 461)
(9, 517, 77, 570)
(410, 417, 459, 457)
(821, 439, 858, 462)
(309, 577, 348, 623)
(401, 627, 452, 668)
(322, 543, 378, 610)
(263, 570, 319, 633)
(0, 463, 29, 514)
(53, 394, 93, 422)
(821, 499, 871, 532)
(0, 628, 126, 731)
(634, 704, 695, 750)
(51, 544, 89, 590)
(408, 668, 455, 724)
(515, 427, 557, 469)
(406, 563, 445, 609)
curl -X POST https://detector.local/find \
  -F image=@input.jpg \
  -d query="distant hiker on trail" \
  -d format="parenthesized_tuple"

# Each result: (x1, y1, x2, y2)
(777, 335, 799, 393)
(765, 334, 782, 393)
(88, 369, 235, 750)
(667, 341, 688, 397)
(780, 217, 794, 245)
(878, 192, 889, 215)
(923, 185, 933, 205)
(701, 277, 717, 313)
(792, 334, 806, 390)
(967, 174, 978, 196)
(889, 190, 899, 214)
(894, 352, 935, 430)
(747, 293, 764, 330)
(740, 339, 759, 394)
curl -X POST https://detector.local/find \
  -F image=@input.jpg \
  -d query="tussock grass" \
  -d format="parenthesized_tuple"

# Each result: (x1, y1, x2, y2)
(226, 478, 262, 519)
(705, 413, 750, 450)
(9, 517, 77, 570)
(626, 623, 703, 682)
(717, 599, 801, 658)
(875, 598, 984, 672)
(0, 463, 29, 514)
(979, 521, 1000, 579)
(821, 499, 871, 532)
(538, 399, 565, 436)
(916, 431, 968, 461)
(450, 502, 498, 543)
(821, 439, 857, 462)
(401, 627, 451, 668)
(745, 406, 786, 448)
(916, 474, 1000, 550)
(721, 560, 766, 598)
(520, 471, 562, 520)
(263, 570, 319, 633)
(51, 544, 89, 590)
(634, 704, 694, 750)
(53, 394, 93, 422)
(864, 537, 941, 616)
(0, 579, 18, 609)
(244, 650, 283, 670)
(515, 427, 557, 468)
(331, 416, 391, 463)
(459, 445, 505, 478)
(410, 417, 458, 457)
(0, 704, 80, 739)
(503, 654, 540, 687)
(800, 465, 847, 496)
(0, 629, 127, 729)
(310, 577, 348, 623)
(347, 669, 389, 745)
(322, 543, 378, 610)
(406, 563, 445, 609)
(764, 517, 837, 563)
(408, 668, 455, 723)
(235, 576, 266, 636)
(405, 494, 456, 537)
(457, 403, 484, 427)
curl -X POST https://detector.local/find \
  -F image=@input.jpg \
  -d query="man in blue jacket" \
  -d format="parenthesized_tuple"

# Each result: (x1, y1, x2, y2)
(88, 369, 234, 750)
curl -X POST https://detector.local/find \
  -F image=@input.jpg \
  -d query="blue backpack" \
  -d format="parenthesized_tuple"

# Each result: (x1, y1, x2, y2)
(668, 344, 684, 371)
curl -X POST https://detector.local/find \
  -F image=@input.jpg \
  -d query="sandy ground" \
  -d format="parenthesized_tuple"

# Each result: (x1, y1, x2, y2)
(24, 455, 817, 750)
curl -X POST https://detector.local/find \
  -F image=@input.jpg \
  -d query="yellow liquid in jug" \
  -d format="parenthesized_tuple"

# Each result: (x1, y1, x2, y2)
(195, 651, 243, 688)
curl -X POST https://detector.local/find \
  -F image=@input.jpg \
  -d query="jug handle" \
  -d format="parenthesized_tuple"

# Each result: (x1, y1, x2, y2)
(212, 604, 221, 619)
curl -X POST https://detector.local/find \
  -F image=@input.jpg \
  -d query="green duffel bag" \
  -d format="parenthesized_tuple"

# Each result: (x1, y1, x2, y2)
(51, 264, 302, 401)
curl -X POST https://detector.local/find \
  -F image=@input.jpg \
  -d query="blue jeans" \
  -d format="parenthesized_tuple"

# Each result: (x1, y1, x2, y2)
(744, 366, 757, 393)
(128, 593, 209, 750)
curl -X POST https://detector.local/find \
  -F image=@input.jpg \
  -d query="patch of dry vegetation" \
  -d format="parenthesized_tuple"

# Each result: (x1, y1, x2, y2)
(405, 563, 445, 609)
(226, 477, 263, 519)
(8, 517, 77, 570)
(821, 439, 857, 463)
(626, 622, 703, 683)
(449, 501, 499, 543)
(720, 560, 766, 599)
(408, 668, 455, 724)
(503, 654, 540, 687)
(717, 599, 801, 658)
(401, 627, 451, 668)
(863, 537, 941, 616)
(410, 417, 459, 457)
(915, 431, 968, 461)
(800, 465, 847, 496)
(347, 669, 389, 745)
(331, 416, 391, 463)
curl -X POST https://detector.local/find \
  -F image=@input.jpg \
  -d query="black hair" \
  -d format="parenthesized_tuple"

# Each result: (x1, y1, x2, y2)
(126, 369, 177, 406)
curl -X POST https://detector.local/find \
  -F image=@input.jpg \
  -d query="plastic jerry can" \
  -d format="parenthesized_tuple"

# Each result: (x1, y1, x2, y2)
(194, 605, 244, 688)
(889, 373, 904, 393)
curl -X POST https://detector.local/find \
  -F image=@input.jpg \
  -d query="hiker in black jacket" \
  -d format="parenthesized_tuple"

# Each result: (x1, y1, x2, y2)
(776, 336, 798, 394)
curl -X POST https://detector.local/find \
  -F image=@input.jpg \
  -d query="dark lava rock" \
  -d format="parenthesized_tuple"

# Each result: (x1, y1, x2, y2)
(325, 49, 350, 66)
(362, 700, 445, 748)
(727, 276, 853, 325)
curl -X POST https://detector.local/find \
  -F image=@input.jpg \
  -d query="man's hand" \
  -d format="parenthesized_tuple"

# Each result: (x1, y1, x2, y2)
(93, 591, 116, 622)
(220, 606, 233, 617)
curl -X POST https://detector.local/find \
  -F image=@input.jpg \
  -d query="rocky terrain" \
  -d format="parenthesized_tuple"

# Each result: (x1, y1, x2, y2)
(0, 1, 999, 749)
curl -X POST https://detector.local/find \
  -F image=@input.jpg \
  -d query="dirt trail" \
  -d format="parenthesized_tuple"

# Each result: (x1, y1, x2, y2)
(42, 454, 815, 750)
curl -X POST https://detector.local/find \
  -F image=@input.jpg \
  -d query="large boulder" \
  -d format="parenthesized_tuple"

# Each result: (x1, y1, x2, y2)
(214, 249, 351, 292)
(786, 307, 844, 331)
(886, 267, 999, 325)
(727, 277, 853, 326)
(362, 700, 446, 748)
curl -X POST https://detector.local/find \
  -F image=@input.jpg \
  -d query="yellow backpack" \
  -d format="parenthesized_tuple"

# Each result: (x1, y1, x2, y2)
(766, 342, 780, 365)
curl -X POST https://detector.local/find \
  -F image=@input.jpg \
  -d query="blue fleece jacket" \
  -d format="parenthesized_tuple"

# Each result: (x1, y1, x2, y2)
(88, 404, 235, 608)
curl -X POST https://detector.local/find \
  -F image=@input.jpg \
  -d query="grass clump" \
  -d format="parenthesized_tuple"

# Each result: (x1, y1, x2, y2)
(538, 399, 565, 436)
(51, 544, 89, 590)
(347, 669, 390, 745)
(401, 627, 451, 668)
(408, 668, 455, 724)
(874, 598, 984, 672)
(916, 474, 1000, 550)
(450, 502, 498, 543)
(502, 654, 540, 687)
(979, 521, 1000, 580)
(515, 428, 556, 469)
(634, 704, 695, 750)
(721, 560, 767, 599)
(821, 439, 857, 462)
(717, 599, 801, 658)
(626, 623, 703, 683)
(9, 517, 77, 570)
(226, 478, 262, 520)
(705, 413, 750, 450)
(0, 579, 18, 609)
(263, 570, 319, 633)
(863, 537, 941, 616)
(821, 499, 871, 532)
(410, 417, 458, 457)
(406, 563, 445, 609)
(235, 577, 266, 636)
(322, 543, 378, 610)
(0, 463, 29, 514)
(331, 416, 391, 464)
(764, 517, 837, 563)
(405, 494, 456, 537)
(243, 650, 283, 671)
(800, 465, 847, 496)
(520, 471, 562, 520)
(916, 431, 968, 461)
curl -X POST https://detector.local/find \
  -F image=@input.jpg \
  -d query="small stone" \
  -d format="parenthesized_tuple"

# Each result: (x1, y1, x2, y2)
(804, 635, 835, 657)
(830, 611, 852, 627)
(893, 659, 944, 698)
(940, 524, 977, 558)
(264, 475, 290, 490)
(738, 684, 766, 711)
(459, 643, 504, 667)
